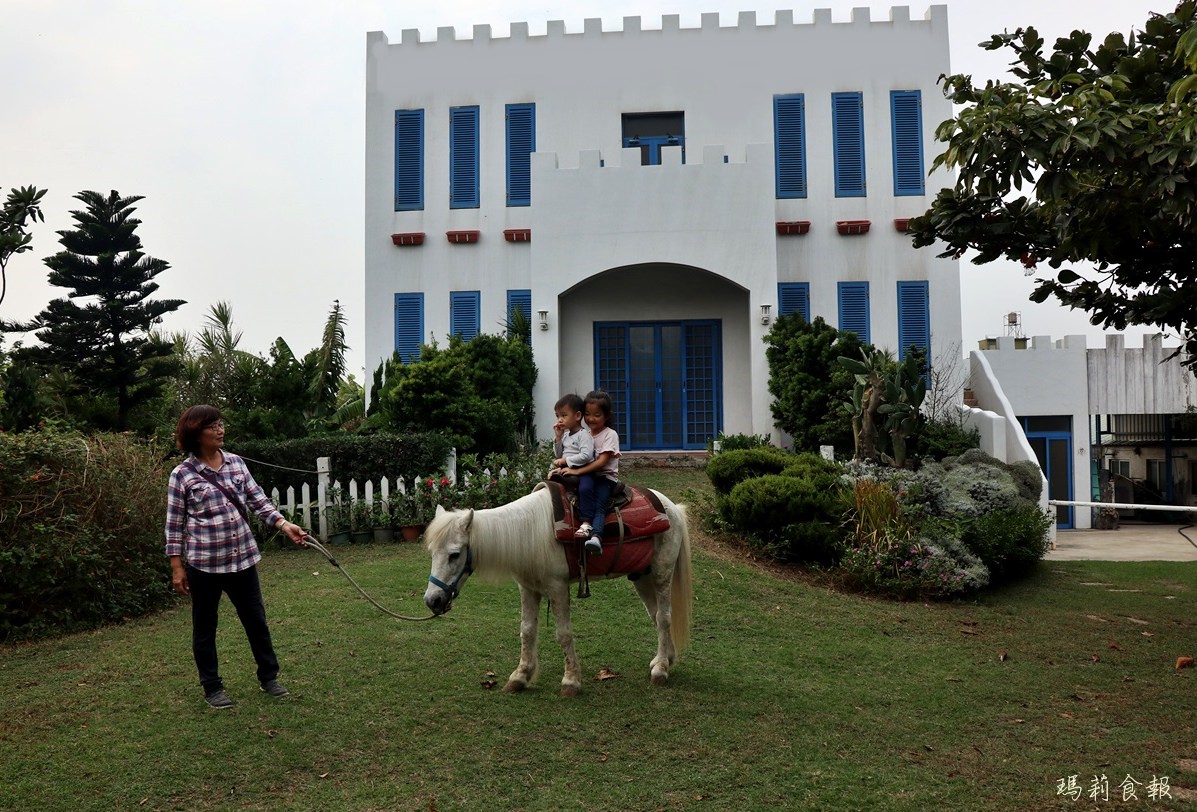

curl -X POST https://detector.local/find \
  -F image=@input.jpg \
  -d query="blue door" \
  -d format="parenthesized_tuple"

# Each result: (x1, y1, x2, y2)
(594, 321, 721, 450)
(1022, 416, 1074, 528)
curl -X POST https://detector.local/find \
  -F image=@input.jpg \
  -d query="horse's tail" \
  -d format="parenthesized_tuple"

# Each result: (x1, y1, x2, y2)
(670, 503, 693, 654)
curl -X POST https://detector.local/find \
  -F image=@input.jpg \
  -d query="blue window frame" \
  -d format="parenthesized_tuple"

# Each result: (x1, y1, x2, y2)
(394, 109, 424, 211)
(394, 293, 424, 363)
(837, 282, 870, 344)
(896, 281, 930, 364)
(450, 106, 480, 209)
(449, 290, 480, 341)
(891, 90, 924, 196)
(832, 92, 866, 197)
(505, 103, 535, 206)
(506, 289, 532, 340)
(777, 283, 810, 322)
(774, 94, 807, 199)
(622, 134, 685, 165)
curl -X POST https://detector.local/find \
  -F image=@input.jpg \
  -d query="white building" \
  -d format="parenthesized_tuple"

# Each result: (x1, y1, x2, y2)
(969, 334, 1197, 529)
(364, 6, 960, 451)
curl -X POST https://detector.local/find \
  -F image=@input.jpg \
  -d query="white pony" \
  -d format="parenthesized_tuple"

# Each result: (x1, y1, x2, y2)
(423, 485, 692, 697)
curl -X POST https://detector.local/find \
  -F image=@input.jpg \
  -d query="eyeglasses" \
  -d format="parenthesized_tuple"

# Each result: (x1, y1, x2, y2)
(204, 421, 226, 432)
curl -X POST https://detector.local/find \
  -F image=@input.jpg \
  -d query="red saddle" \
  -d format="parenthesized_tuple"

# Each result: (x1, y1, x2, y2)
(534, 480, 671, 578)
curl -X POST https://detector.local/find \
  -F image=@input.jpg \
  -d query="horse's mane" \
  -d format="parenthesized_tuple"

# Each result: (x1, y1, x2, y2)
(425, 486, 559, 583)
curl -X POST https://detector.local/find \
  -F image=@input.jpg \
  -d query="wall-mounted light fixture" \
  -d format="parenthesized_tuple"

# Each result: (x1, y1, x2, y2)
(760, 304, 772, 325)
(537, 310, 549, 331)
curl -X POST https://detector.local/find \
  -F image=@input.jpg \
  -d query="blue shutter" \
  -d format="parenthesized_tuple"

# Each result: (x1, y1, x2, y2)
(891, 90, 924, 196)
(832, 92, 866, 197)
(394, 293, 424, 363)
(449, 291, 481, 341)
(896, 281, 930, 363)
(777, 283, 810, 322)
(450, 106, 480, 209)
(774, 94, 807, 199)
(837, 282, 870, 344)
(506, 289, 532, 339)
(506, 104, 535, 206)
(394, 109, 424, 211)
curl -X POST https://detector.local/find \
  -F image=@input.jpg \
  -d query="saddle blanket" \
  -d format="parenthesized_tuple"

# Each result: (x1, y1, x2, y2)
(533, 480, 671, 578)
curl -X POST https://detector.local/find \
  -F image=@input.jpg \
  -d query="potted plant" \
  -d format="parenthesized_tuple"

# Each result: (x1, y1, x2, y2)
(391, 488, 425, 541)
(371, 499, 394, 543)
(324, 495, 351, 546)
(349, 499, 374, 544)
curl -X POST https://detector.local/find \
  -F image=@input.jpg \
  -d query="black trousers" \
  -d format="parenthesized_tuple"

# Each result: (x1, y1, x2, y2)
(186, 564, 280, 695)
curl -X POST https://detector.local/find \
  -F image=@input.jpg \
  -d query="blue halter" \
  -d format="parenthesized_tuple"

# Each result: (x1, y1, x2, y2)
(427, 545, 473, 602)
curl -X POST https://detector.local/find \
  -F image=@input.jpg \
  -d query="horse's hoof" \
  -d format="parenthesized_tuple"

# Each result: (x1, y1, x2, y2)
(502, 680, 526, 693)
(560, 684, 580, 698)
(650, 672, 669, 686)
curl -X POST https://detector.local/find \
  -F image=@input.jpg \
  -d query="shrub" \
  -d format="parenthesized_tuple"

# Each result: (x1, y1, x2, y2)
(236, 431, 454, 496)
(705, 446, 795, 495)
(721, 474, 848, 564)
(0, 427, 175, 641)
(912, 417, 980, 462)
(961, 504, 1052, 583)
(707, 432, 773, 453)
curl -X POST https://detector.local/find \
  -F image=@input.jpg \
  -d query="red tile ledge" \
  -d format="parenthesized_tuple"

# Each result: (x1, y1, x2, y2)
(503, 228, 532, 242)
(446, 230, 481, 244)
(836, 220, 871, 236)
(390, 232, 425, 247)
(775, 221, 811, 236)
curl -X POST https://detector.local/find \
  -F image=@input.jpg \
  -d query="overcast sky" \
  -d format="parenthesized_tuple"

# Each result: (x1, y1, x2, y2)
(0, 0, 1171, 377)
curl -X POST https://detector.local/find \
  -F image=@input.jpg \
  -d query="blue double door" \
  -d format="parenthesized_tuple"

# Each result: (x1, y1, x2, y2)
(595, 321, 721, 450)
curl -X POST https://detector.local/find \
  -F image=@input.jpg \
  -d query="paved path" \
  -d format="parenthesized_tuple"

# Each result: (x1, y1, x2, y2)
(1048, 523, 1197, 561)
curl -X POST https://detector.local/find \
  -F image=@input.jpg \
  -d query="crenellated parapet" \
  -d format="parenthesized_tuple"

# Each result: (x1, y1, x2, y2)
(531, 143, 770, 172)
(369, 6, 947, 47)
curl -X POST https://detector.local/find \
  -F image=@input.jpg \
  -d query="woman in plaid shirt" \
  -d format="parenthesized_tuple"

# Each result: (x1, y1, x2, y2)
(165, 405, 307, 709)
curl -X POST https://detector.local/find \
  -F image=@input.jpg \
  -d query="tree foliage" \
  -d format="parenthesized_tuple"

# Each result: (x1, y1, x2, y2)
(910, 2, 1197, 369)
(0, 185, 47, 309)
(5, 190, 184, 430)
(765, 314, 864, 454)
(368, 332, 537, 455)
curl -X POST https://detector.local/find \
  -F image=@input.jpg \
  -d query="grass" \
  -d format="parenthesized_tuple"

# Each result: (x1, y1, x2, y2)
(3, 467, 1196, 810)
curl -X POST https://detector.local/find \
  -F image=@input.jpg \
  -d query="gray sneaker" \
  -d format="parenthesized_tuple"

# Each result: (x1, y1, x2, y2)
(584, 536, 602, 555)
(260, 679, 290, 698)
(204, 690, 234, 709)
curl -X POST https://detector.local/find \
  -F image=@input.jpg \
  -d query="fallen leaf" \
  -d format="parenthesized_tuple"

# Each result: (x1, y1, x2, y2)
(960, 627, 980, 636)
(1142, 631, 1154, 637)
(998, 651, 1008, 662)
(1084, 614, 1108, 623)
(480, 678, 498, 689)
(599, 753, 609, 763)
(319, 773, 329, 779)
(1176, 656, 1194, 669)
(923, 744, 934, 751)
(1091, 655, 1101, 663)
(1124, 616, 1150, 625)
(1060, 712, 1074, 719)
(595, 667, 622, 681)
(1108, 642, 1122, 651)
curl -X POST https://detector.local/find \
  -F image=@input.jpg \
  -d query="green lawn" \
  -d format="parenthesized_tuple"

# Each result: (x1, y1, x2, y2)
(2, 468, 1196, 810)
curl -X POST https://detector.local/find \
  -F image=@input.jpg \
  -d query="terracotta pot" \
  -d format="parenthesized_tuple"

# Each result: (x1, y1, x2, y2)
(400, 525, 425, 541)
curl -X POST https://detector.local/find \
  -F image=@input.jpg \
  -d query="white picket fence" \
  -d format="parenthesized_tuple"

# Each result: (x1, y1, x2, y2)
(264, 450, 526, 538)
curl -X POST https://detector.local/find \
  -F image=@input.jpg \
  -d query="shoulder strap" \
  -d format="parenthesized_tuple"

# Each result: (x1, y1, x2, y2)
(185, 457, 252, 526)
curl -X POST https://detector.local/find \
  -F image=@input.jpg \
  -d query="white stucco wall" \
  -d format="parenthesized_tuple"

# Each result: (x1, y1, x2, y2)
(364, 6, 958, 444)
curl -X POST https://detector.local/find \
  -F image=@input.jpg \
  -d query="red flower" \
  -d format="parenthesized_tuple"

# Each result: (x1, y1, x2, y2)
(440, 477, 451, 487)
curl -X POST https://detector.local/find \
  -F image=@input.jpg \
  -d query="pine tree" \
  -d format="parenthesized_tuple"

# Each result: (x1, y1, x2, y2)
(9, 190, 184, 430)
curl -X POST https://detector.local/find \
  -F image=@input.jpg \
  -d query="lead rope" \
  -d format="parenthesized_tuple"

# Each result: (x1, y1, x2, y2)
(299, 534, 438, 622)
